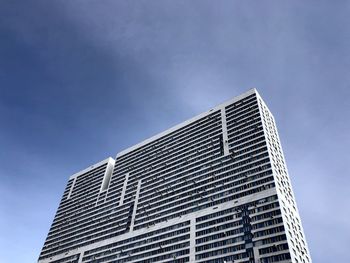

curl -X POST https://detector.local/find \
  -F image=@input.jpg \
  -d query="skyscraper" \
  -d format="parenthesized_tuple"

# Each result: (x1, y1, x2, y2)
(38, 89, 311, 263)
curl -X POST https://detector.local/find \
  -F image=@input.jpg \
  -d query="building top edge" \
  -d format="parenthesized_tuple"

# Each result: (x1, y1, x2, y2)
(116, 88, 258, 158)
(69, 157, 115, 180)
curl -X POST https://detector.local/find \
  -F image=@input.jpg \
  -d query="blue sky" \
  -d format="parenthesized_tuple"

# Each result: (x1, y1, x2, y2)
(0, 1, 349, 262)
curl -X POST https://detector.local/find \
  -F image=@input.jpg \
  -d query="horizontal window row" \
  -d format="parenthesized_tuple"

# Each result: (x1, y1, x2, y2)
(224, 94, 257, 113)
(259, 243, 289, 255)
(137, 155, 270, 218)
(135, 174, 274, 225)
(84, 221, 190, 256)
(40, 229, 127, 259)
(116, 111, 221, 166)
(196, 235, 245, 250)
(83, 234, 190, 262)
(196, 195, 278, 223)
(138, 144, 268, 206)
(225, 100, 258, 122)
(134, 181, 275, 230)
(48, 253, 80, 263)
(196, 243, 245, 260)
(128, 127, 223, 190)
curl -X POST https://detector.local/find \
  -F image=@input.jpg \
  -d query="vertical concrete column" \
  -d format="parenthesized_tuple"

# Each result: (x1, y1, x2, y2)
(129, 179, 142, 231)
(77, 251, 83, 263)
(189, 217, 196, 262)
(253, 246, 261, 263)
(67, 177, 76, 200)
(220, 107, 230, 156)
(100, 160, 115, 192)
(119, 173, 130, 206)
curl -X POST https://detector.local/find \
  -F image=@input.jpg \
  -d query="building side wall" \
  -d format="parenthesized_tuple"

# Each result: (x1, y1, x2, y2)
(257, 94, 311, 263)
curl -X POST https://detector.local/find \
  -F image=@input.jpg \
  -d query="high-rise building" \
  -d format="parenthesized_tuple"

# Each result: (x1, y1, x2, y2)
(38, 89, 311, 263)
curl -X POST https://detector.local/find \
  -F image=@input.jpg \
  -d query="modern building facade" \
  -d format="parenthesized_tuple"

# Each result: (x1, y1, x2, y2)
(38, 89, 311, 263)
